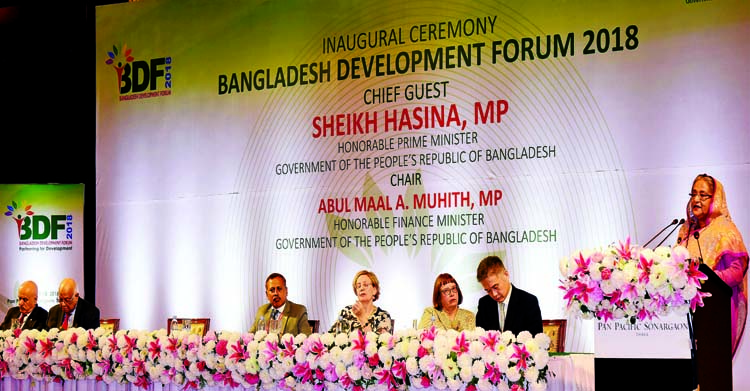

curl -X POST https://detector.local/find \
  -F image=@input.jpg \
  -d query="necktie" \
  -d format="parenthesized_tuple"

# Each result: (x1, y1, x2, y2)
(19, 313, 27, 325)
(61, 312, 71, 330)
(498, 302, 506, 331)
(271, 308, 280, 320)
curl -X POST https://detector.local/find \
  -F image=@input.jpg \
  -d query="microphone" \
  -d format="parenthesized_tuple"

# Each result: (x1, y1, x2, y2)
(655, 218, 686, 248)
(693, 231, 704, 264)
(643, 218, 679, 248)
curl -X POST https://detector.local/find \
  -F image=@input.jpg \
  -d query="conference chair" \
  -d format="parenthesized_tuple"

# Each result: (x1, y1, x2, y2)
(542, 319, 567, 353)
(168, 318, 210, 336)
(307, 319, 320, 333)
(99, 318, 120, 334)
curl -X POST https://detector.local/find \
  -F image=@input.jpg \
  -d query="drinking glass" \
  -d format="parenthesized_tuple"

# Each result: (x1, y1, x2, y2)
(10, 318, 19, 331)
(183, 319, 192, 334)
(269, 317, 283, 334)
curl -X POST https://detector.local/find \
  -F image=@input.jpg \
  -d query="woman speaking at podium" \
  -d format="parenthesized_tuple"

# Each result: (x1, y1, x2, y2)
(677, 173, 748, 357)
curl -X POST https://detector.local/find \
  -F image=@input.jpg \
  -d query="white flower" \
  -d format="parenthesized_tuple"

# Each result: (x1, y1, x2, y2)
(682, 284, 698, 300)
(654, 246, 672, 261)
(622, 262, 638, 282)
(459, 364, 473, 382)
(364, 342, 377, 357)
(319, 333, 333, 346)
(293, 333, 307, 345)
(505, 365, 521, 382)
(405, 356, 419, 376)
(456, 354, 472, 370)
(466, 340, 482, 359)
(347, 365, 361, 380)
(418, 355, 435, 373)
(649, 263, 669, 288)
(588, 262, 602, 280)
(335, 362, 347, 377)
(334, 333, 349, 347)
(432, 377, 447, 389)
(534, 332, 551, 351)
(442, 357, 458, 378)
(407, 339, 420, 357)
(477, 378, 493, 391)
(447, 377, 463, 390)
(253, 330, 268, 341)
(393, 340, 409, 359)
(516, 331, 532, 344)
(471, 359, 486, 378)
(526, 366, 540, 382)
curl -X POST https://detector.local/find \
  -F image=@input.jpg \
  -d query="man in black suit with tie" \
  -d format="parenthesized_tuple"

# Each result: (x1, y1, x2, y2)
(475, 255, 543, 336)
(46, 278, 100, 330)
(0, 280, 48, 331)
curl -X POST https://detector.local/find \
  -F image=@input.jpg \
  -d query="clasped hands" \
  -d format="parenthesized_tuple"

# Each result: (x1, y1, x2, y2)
(352, 300, 373, 332)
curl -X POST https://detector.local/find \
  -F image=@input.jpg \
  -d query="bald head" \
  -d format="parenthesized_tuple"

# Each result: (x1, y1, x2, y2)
(17, 280, 38, 314)
(58, 278, 79, 313)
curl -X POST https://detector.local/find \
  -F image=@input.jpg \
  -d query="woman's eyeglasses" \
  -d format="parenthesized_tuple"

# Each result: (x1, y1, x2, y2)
(441, 287, 458, 296)
(688, 192, 712, 201)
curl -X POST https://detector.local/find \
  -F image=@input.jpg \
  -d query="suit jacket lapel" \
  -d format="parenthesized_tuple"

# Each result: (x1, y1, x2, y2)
(505, 285, 520, 332)
(281, 301, 293, 334)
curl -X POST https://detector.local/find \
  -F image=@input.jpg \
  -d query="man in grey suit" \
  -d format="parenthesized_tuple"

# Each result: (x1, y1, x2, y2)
(250, 273, 312, 335)
(0, 280, 48, 331)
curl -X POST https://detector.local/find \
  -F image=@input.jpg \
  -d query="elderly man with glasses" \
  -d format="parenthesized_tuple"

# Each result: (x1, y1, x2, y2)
(47, 278, 100, 330)
(0, 280, 48, 331)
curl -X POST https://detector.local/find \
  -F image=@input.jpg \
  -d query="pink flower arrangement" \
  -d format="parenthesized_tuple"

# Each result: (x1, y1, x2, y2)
(0, 326, 551, 390)
(559, 238, 710, 323)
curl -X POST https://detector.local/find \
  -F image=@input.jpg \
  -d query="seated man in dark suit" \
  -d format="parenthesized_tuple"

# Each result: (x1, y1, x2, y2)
(46, 278, 100, 330)
(475, 255, 543, 336)
(0, 280, 48, 331)
(249, 273, 312, 335)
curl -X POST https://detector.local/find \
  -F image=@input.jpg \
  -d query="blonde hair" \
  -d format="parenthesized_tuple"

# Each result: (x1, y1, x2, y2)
(352, 270, 380, 301)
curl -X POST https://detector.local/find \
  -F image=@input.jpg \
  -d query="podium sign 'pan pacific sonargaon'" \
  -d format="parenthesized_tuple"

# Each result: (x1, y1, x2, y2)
(594, 313, 691, 359)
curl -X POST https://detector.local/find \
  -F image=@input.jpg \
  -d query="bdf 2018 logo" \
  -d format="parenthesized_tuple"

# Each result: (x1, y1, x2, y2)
(4, 201, 73, 240)
(105, 44, 172, 101)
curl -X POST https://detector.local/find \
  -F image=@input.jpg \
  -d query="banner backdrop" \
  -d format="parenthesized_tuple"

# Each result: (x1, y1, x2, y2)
(95, 0, 749, 385)
(0, 184, 85, 318)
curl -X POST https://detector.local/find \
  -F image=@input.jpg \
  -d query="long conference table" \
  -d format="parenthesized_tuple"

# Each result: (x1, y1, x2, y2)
(0, 327, 594, 391)
(0, 355, 593, 391)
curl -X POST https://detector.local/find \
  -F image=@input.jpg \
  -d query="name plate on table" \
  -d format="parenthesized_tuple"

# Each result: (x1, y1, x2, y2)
(594, 313, 691, 358)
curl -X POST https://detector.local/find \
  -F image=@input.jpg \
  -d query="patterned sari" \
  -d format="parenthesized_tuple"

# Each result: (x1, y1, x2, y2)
(677, 176, 748, 357)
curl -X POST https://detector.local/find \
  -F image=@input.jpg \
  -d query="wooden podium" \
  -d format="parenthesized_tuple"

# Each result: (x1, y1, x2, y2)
(693, 264, 733, 391)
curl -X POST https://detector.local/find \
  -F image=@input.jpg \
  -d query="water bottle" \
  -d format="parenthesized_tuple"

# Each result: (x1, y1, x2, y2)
(430, 313, 436, 327)
(258, 316, 265, 332)
(170, 315, 179, 336)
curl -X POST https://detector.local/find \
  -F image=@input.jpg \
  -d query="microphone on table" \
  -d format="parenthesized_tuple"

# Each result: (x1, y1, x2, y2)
(644, 219, 679, 248)
(655, 218, 686, 248)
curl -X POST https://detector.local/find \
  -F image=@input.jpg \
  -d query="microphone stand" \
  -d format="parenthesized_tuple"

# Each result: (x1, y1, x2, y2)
(643, 219, 678, 248)
(654, 218, 685, 248)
